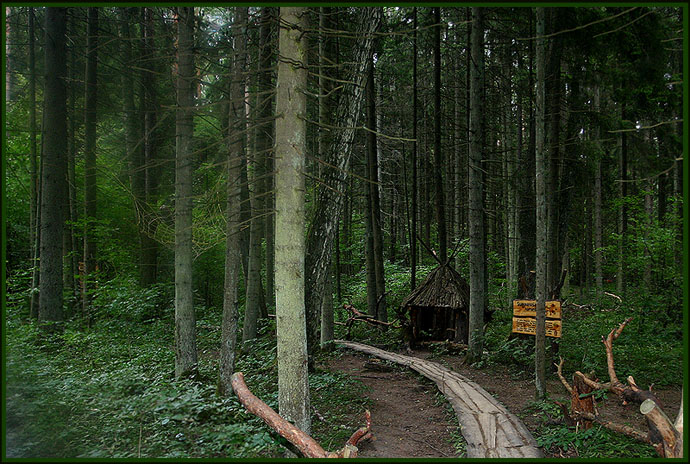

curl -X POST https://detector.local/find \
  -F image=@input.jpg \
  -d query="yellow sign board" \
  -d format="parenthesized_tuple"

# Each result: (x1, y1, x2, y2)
(513, 300, 561, 319)
(512, 317, 562, 338)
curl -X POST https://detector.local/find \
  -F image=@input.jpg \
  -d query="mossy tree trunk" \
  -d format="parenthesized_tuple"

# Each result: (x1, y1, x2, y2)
(219, 6, 248, 396)
(174, 6, 197, 380)
(38, 7, 68, 329)
(467, 7, 486, 363)
(275, 6, 310, 435)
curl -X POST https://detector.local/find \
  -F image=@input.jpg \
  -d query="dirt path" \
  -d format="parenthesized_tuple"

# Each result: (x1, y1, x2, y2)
(326, 352, 461, 458)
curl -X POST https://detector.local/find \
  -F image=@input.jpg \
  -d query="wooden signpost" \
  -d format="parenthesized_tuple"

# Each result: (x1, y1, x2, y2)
(511, 299, 562, 338)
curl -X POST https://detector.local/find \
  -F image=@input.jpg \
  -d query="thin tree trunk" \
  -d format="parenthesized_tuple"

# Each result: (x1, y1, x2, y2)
(120, 8, 147, 292)
(593, 83, 603, 301)
(29, 7, 40, 319)
(29, 7, 37, 274)
(453, 23, 463, 246)
(275, 6, 310, 434)
(140, 7, 159, 287)
(616, 104, 627, 294)
(433, 7, 447, 264)
(364, 159, 377, 316)
(39, 7, 68, 329)
(467, 7, 485, 363)
(82, 7, 98, 322)
(410, 7, 418, 290)
(174, 7, 197, 380)
(219, 6, 248, 397)
(5, 6, 13, 103)
(257, 7, 276, 309)
(241, 6, 263, 345)
(534, 6, 548, 400)
(366, 57, 387, 322)
(319, 7, 337, 342)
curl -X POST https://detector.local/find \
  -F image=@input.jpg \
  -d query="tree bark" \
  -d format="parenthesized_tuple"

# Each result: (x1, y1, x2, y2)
(140, 7, 160, 287)
(119, 8, 147, 290)
(82, 7, 98, 322)
(258, 8, 277, 309)
(410, 7, 418, 291)
(174, 6, 198, 379)
(365, 56, 387, 322)
(534, 6, 548, 399)
(616, 104, 627, 295)
(433, 7, 447, 264)
(593, 83, 603, 301)
(29, 6, 40, 319)
(241, 5, 263, 345)
(38, 7, 68, 329)
(275, 6, 310, 434)
(304, 8, 381, 361)
(467, 7, 485, 363)
(219, 6, 248, 396)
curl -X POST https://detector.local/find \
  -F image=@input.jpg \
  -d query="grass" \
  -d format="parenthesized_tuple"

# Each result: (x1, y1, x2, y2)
(4, 300, 369, 458)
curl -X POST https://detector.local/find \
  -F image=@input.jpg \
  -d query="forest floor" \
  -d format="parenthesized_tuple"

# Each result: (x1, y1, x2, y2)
(324, 346, 683, 459)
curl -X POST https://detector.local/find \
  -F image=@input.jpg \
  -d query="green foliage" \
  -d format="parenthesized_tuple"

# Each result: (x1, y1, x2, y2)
(526, 399, 657, 459)
(4, 283, 370, 459)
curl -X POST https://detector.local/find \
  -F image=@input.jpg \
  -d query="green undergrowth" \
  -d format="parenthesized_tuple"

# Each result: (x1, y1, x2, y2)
(524, 399, 658, 459)
(4, 299, 369, 459)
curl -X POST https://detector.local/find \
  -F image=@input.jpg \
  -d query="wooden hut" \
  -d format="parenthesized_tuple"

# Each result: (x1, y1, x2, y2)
(400, 263, 470, 344)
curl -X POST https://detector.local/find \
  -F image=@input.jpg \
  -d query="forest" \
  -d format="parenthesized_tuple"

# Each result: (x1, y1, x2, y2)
(3, 4, 686, 459)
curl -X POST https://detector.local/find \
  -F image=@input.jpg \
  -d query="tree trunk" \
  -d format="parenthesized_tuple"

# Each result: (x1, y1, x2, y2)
(275, 6, 311, 434)
(467, 7, 485, 363)
(5, 6, 13, 103)
(82, 7, 98, 322)
(616, 104, 627, 295)
(120, 8, 147, 291)
(242, 7, 262, 345)
(29, 6, 40, 319)
(366, 56, 387, 322)
(433, 7, 447, 264)
(29, 7, 37, 276)
(219, 6, 248, 396)
(38, 7, 68, 329)
(534, 6, 547, 399)
(593, 83, 603, 301)
(320, 263, 335, 348)
(364, 171, 377, 317)
(410, 7, 418, 290)
(140, 7, 160, 287)
(174, 6, 198, 380)
(304, 7, 381, 361)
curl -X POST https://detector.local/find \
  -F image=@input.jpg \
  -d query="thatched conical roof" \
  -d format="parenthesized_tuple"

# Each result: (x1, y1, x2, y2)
(401, 263, 470, 310)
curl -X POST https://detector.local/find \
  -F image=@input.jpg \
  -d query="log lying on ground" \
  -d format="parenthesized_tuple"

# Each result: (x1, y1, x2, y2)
(343, 304, 401, 339)
(231, 372, 372, 458)
(556, 318, 683, 458)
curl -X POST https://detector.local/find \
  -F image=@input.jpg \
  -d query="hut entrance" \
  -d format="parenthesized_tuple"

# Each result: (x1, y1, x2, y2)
(400, 263, 470, 345)
(410, 305, 468, 342)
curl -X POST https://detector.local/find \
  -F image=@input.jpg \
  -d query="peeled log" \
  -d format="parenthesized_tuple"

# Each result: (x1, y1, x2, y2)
(231, 372, 372, 458)
(640, 399, 682, 458)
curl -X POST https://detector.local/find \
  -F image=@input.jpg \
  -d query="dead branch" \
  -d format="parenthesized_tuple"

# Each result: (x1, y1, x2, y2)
(555, 357, 574, 396)
(343, 304, 401, 329)
(602, 317, 632, 392)
(231, 372, 372, 458)
(556, 319, 683, 458)
(574, 411, 652, 445)
(604, 291, 622, 304)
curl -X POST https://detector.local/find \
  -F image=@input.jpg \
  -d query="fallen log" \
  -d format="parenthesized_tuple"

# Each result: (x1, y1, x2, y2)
(556, 319, 684, 458)
(231, 372, 372, 458)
